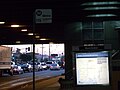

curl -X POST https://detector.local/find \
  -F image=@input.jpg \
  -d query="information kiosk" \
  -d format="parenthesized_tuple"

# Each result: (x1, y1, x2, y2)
(74, 50, 111, 90)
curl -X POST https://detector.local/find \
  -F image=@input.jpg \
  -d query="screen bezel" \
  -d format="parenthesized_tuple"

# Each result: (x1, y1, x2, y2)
(73, 50, 111, 87)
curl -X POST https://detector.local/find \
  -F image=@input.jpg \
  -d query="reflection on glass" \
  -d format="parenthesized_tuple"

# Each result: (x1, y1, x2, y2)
(0, 44, 65, 89)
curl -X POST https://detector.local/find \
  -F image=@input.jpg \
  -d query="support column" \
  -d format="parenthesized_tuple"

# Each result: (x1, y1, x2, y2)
(65, 41, 73, 80)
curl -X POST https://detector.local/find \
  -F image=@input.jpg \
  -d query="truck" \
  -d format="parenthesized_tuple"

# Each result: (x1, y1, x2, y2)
(0, 46, 13, 76)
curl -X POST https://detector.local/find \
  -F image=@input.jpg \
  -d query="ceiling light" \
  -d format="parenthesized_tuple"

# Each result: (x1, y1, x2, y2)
(11, 25, 20, 27)
(39, 38, 48, 40)
(28, 33, 33, 35)
(16, 41, 21, 43)
(35, 36, 40, 38)
(84, 7, 119, 10)
(21, 29, 27, 32)
(87, 14, 117, 17)
(49, 42, 54, 44)
(0, 22, 5, 24)
(81, 1, 120, 6)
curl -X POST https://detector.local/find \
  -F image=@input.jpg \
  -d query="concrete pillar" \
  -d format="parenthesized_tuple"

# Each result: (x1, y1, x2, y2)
(65, 41, 73, 80)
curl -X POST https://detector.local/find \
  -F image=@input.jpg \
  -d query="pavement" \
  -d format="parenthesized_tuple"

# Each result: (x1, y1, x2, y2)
(0, 75, 66, 90)
(16, 75, 67, 90)
(34, 75, 73, 90)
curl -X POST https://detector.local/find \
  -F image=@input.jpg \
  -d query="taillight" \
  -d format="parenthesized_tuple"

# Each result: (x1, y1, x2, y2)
(50, 66, 53, 68)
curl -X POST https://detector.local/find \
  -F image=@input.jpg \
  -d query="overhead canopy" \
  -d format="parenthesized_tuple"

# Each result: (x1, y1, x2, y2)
(0, 0, 120, 44)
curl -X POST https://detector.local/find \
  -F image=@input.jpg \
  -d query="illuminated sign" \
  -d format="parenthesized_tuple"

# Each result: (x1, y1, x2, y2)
(75, 51, 110, 85)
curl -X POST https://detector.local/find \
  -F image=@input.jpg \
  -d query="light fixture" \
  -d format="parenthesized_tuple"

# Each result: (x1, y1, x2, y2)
(35, 36, 40, 38)
(84, 7, 119, 10)
(81, 1, 120, 6)
(28, 33, 33, 35)
(21, 29, 27, 32)
(16, 41, 21, 43)
(0, 22, 5, 24)
(87, 14, 117, 17)
(11, 25, 20, 27)
(49, 42, 54, 44)
(39, 38, 48, 40)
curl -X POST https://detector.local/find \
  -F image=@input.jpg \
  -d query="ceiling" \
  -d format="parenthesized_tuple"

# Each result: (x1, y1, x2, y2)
(0, 0, 120, 44)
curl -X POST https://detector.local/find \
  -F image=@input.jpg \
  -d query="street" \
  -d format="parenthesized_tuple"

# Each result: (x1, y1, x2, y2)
(0, 69, 65, 90)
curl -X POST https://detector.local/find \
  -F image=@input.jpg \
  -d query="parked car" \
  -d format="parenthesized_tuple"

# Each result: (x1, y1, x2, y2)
(41, 63, 47, 70)
(13, 65, 24, 74)
(58, 61, 65, 69)
(46, 61, 54, 69)
(20, 63, 32, 72)
(37, 62, 43, 71)
(11, 61, 16, 68)
(50, 63, 61, 70)
(30, 62, 42, 71)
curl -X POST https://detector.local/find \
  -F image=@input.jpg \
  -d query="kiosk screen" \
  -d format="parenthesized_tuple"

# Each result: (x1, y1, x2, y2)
(75, 51, 110, 85)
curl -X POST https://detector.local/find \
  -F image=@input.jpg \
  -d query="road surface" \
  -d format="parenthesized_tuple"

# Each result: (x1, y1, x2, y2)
(0, 69, 65, 90)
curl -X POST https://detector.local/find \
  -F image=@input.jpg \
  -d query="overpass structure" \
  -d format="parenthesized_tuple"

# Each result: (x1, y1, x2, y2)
(0, 0, 120, 90)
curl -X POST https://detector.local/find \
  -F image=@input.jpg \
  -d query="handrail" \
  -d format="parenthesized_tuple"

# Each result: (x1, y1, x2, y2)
(112, 50, 120, 58)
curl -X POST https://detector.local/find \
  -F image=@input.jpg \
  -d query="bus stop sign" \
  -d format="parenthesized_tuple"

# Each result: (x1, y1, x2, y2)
(35, 9, 52, 23)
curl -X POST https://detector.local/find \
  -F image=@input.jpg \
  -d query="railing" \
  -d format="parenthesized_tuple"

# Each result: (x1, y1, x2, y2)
(112, 50, 120, 60)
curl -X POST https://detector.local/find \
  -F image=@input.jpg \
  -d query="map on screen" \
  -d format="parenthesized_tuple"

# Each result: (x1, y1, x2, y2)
(75, 51, 110, 85)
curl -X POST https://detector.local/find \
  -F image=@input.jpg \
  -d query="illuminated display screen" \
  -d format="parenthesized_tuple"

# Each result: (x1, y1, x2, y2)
(75, 51, 110, 85)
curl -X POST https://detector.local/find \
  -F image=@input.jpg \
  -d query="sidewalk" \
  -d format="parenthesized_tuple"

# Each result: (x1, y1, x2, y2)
(4, 75, 65, 90)
(34, 75, 63, 90)
(0, 75, 74, 90)
(36, 75, 73, 90)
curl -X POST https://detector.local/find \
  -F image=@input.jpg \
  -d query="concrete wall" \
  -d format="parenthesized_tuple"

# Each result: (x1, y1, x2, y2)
(64, 21, 120, 90)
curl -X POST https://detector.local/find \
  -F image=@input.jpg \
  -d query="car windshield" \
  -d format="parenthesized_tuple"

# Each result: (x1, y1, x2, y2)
(30, 63, 37, 65)
(22, 64, 27, 66)
(46, 62, 52, 64)
(41, 64, 46, 65)
(13, 66, 18, 68)
(52, 64, 57, 66)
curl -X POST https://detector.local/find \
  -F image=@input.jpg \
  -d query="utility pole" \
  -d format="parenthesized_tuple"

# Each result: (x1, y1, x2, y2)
(49, 43, 51, 61)
(40, 44, 44, 61)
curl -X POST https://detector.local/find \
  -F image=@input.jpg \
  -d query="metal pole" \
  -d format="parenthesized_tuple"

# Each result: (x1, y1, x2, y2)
(42, 44, 43, 60)
(33, 11, 35, 90)
(49, 43, 50, 61)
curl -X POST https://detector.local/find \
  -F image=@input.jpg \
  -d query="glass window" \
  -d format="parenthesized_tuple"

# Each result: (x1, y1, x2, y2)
(83, 29, 93, 40)
(1, 44, 65, 90)
(94, 29, 104, 40)
(93, 21, 103, 28)
(82, 22, 92, 29)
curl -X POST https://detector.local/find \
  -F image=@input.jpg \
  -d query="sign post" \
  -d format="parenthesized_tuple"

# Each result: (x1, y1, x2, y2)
(33, 9, 52, 89)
